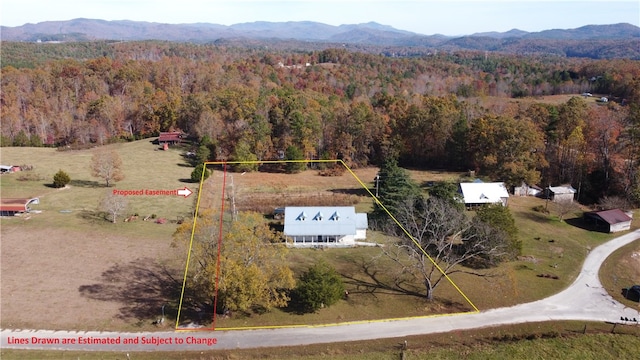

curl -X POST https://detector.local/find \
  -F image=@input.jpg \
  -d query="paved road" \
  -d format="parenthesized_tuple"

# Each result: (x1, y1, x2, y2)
(2, 230, 639, 352)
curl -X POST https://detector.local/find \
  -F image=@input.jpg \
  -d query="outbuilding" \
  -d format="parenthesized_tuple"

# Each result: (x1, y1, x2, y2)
(583, 209, 632, 233)
(546, 185, 577, 202)
(623, 285, 640, 302)
(157, 132, 183, 145)
(0, 198, 40, 216)
(283, 206, 368, 247)
(513, 182, 542, 197)
(0, 165, 21, 174)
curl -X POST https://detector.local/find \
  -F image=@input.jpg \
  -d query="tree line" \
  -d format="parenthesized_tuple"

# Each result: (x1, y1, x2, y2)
(2, 42, 639, 204)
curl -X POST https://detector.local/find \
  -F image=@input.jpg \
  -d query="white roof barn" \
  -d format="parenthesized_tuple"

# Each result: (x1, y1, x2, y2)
(283, 206, 368, 247)
(547, 185, 577, 202)
(459, 182, 509, 207)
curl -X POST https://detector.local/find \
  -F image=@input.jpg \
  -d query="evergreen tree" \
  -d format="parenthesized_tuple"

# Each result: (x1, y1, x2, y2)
(293, 261, 345, 313)
(193, 144, 211, 166)
(191, 164, 211, 182)
(284, 145, 306, 173)
(474, 204, 521, 259)
(13, 130, 29, 147)
(52, 169, 71, 188)
(0, 134, 12, 147)
(230, 140, 259, 172)
(428, 181, 464, 210)
(370, 157, 421, 229)
(29, 134, 44, 147)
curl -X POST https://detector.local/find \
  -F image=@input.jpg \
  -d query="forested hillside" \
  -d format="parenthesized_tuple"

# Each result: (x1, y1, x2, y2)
(2, 41, 639, 204)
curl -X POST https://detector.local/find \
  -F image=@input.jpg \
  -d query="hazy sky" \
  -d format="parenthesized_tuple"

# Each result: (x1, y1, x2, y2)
(1, 0, 638, 36)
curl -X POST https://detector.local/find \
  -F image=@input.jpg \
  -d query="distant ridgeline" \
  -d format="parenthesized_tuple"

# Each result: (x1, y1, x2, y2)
(1, 19, 639, 60)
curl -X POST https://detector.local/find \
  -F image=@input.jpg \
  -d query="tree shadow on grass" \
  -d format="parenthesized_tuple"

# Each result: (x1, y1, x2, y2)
(517, 210, 553, 224)
(565, 217, 609, 233)
(69, 179, 103, 188)
(77, 209, 109, 223)
(78, 258, 197, 323)
(339, 258, 425, 298)
(281, 299, 308, 315)
(338, 259, 470, 314)
(329, 188, 370, 197)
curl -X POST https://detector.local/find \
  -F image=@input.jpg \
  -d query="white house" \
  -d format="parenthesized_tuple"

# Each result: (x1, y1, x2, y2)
(283, 206, 368, 247)
(459, 182, 509, 208)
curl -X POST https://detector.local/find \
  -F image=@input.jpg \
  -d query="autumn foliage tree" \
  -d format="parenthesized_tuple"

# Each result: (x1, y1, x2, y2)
(468, 115, 546, 187)
(91, 150, 125, 187)
(2, 41, 639, 204)
(173, 210, 295, 315)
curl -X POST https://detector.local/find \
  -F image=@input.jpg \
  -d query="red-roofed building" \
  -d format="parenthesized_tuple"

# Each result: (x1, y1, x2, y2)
(584, 209, 632, 233)
(0, 198, 40, 216)
(157, 132, 183, 145)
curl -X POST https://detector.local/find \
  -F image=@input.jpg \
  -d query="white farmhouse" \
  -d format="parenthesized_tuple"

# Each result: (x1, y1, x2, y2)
(459, 182, 509, 208)
(283, 206, 368, 247)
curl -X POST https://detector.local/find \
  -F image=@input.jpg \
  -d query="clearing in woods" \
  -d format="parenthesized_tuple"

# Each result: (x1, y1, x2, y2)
(175, 160, 478, 331)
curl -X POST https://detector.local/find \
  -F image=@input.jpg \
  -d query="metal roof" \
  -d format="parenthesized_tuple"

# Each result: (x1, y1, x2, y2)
(158, 132, 182, 142)
(549, 185, 577, 194)
(283, 206, 366, 236)
(459, 182, 509, 204)
(0, 198, 39, 212)
(586, 209, 632, 225)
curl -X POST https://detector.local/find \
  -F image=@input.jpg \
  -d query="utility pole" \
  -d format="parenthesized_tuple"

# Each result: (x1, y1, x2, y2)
(229, 173, 237, 221)
(375, 175, 380, 197)
(545, 184, 550, 212)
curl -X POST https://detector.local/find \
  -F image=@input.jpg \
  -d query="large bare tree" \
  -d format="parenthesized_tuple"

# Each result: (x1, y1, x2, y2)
(100, 192, 128, 223)
(383, 196, 512, 300)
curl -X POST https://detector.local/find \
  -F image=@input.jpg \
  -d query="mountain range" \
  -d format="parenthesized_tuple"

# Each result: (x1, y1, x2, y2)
(2, 19, 639, 58)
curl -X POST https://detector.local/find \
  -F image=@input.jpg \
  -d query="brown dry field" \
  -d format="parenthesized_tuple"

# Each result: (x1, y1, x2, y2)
(1, 166, 462, 331)
(0, 225, 186, 331)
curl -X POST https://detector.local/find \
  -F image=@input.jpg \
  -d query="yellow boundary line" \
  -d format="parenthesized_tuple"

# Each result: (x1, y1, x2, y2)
(175, 159, 478, 331)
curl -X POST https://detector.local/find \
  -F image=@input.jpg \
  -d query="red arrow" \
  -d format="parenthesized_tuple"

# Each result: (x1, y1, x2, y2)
(177, 187, 193, 198)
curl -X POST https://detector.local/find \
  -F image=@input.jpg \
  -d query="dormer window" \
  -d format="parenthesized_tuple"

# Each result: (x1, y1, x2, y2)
(313, 212, 324, 221)
(296, 211, 307, 221)
(330, 211, 340, 221)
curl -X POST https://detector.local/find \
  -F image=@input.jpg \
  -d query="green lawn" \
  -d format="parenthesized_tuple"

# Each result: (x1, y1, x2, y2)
(1, 141, 195, 236)
(2, 321, 638, 359)
(1, 142, 638, 332)
(600, 239, 640, 309)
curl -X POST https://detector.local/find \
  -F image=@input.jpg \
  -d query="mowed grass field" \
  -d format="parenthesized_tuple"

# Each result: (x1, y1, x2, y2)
(190, 164, 637, 329)
(0, 140, 195, 232)
(1, 141, 195, 331)
(1, 140, 638, 332)
(2, 321, 639, 360)
(600, 239, 640, 310)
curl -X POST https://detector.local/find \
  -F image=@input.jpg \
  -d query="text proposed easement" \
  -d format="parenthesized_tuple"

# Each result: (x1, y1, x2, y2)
(113, 187, 193, 198)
